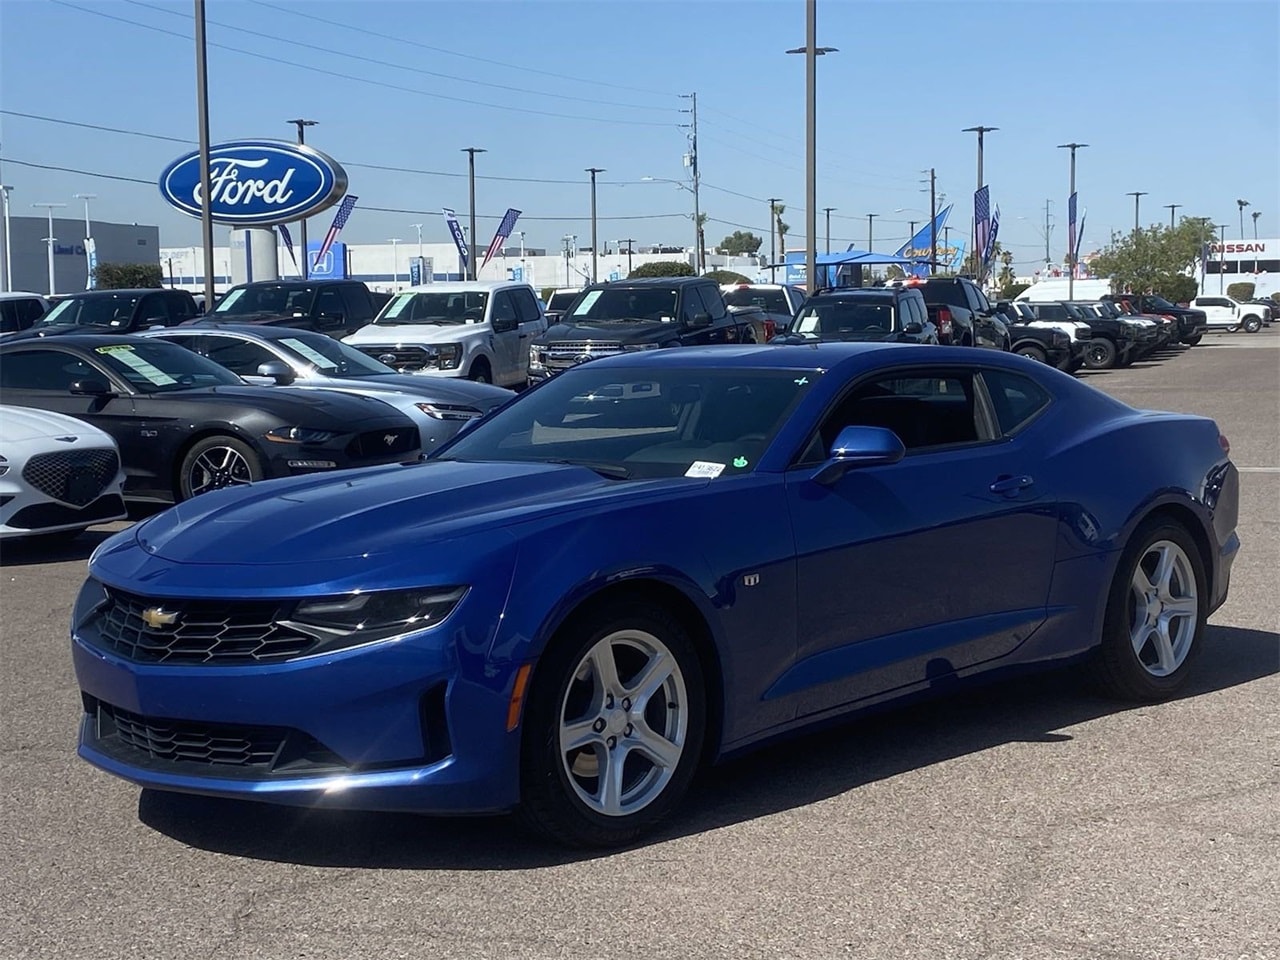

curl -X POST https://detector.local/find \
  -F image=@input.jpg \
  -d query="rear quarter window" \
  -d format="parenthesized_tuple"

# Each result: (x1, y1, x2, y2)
(981, 369, 1051, 436)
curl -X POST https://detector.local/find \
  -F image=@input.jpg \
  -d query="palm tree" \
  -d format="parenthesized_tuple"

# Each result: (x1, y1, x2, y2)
(774, 203, 789, 263)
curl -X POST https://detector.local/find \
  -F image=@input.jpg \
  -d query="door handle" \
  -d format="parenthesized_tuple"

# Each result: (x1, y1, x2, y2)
(518, 333, 529, 338)
(990, 475, 1034, 495)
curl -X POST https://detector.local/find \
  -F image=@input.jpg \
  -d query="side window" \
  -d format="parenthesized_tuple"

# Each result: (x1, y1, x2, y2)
(974, 286, 993, 314)
(0, 301, 17, 334)
(700, 285, 727, 320)
(514, 288, 542, 324)
(156, 334, 202, 352)
(137, 293, 171, 326)
(490, 292, 518, 330)
(0, 349, 99, 391)
(202, 336, 278, 376)
(981, 369, 1052, 436)
(804, 371, 991, 460)
(315, 288, 345, 317)
(166, 293, 196, 321)
(340, 284, 371, 320)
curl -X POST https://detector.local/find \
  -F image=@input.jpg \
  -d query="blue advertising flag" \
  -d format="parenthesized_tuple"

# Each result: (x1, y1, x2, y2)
(974, 186, 991, 269)
(894, 204, 953, 277)
(1068, 192, 1078, 262)
(443, 208, 470, 272)
(982, 206, 1001, 268)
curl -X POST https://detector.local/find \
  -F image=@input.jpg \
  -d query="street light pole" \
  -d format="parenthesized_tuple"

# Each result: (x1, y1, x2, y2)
(387, 238, 401, 288)
(461, 147, 486, 280)
(0, 184, 13, 293)
(767, 197, 782, 282)
(1125, 191, 1148, 232)
(585, 167, 605, 282)
(786, 2, 836, 293)
(1164, 203, 1181, 229)
(74, 192, 98, 288)
(1252, 210, 1261, 274)
(1057, 142, 1088, 300)
(194, 0, 215, 307)
(962, 126, 997, 277)
(1216, 224, 1228, 294)
(286, 119, 317, 278)
(1236, 199, 1250, 240)
(32, 202, 66, 296)
(866, 213, 878, 253)
(623, 238, 635, 275)
(411, 222, 424, 277)
(822, 207, 835, 254)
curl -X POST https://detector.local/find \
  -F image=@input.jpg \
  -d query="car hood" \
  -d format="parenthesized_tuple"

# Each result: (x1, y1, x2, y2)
(165, 384, 411, 423)
(130, 459, 683, 564)
(0, 405, 114, 443)
(337, 373, 512, 408)
(538, 320, 679, 345)
(344, 322, 477, 345)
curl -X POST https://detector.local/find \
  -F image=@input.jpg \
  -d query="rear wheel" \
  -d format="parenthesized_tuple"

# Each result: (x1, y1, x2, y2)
(1090, 519, 1206, 701)
(178, 436, 263, 501)
(1083, 337, 1117, 370)
(1015, 344, 1047, 364)
(520, 602, 706, 848)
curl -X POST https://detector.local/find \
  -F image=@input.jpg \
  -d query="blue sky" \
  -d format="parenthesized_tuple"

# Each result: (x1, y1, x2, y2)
(2, 0, 1277, 269)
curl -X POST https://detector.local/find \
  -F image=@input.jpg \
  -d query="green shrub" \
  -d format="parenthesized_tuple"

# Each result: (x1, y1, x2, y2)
(628, 261, 695, 279)
(1227, 282, 1256, 301)
(93, 262, 163, 289)
(704, 270, 752, 285)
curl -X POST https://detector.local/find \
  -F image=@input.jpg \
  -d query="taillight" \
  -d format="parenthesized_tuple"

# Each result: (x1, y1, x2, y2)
(762, 319, 776, 340)
(1219, 433, 1230, 456)
(937, 307, 953, 343)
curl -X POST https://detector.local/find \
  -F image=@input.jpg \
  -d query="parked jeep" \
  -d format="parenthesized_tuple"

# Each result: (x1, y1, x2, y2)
(343, 281, 545, 387)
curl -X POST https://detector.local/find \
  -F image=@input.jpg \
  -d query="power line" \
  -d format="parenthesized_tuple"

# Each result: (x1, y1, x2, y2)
(52, 0, 677, 129)
(124, 0, 675, 116)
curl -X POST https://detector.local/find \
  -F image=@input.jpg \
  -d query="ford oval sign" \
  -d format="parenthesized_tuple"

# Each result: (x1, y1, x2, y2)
(158, 140, 348, 226)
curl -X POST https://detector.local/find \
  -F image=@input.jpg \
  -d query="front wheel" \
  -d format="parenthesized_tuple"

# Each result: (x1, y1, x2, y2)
(1083, 337, 1117, 370)
(178, 436, 263, 501)
(468, 358, 492, 383)
(1090, 519, 1206, 701)
(520, 602, 706, 847)
(1182, 333, 1203, 346)
(1243, 316, 1263, 333)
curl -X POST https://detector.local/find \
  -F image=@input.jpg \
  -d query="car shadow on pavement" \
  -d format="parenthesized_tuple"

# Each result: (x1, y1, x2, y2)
(137, 623, 1278, 870)
(0, 528, 122, 568)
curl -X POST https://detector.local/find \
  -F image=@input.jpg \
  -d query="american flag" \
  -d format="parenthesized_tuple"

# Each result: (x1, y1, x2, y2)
(1067, 192, 1078, 264)
(313, 195, 358, 270)
(480, 207, 523, 271)
(973, 186, 990, 272)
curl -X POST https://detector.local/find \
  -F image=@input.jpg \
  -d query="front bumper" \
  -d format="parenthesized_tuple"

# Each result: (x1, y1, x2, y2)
(72, 603, 525, 814)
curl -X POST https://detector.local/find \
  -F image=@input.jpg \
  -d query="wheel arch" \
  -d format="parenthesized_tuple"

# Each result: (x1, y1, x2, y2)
(1128, 499, 1215, 589)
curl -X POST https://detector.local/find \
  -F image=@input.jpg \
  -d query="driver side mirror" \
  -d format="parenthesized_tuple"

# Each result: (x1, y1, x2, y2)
(70, 379, 113, 397)
(811, 425, 906, 486)
(491, 313, 518, 333)
(256, 361, 296, 385)
(688, 311, 712, 329)
(317, 311, 346, 329)
(903, 322, 923, 335)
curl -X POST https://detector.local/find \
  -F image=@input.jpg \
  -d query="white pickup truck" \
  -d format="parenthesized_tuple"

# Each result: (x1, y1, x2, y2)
(343, 281, 546, 387)
(1188, 295, 1270, 333)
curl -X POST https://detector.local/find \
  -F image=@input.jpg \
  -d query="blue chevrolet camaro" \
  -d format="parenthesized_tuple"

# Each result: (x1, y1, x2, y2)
(72, 343, 1240, 847)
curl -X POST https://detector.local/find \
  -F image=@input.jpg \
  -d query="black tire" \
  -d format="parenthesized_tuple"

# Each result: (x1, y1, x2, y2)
(1083, 337, 1117, 370)
(178, 435, 264, 501)
(1015, 344, 1047, 364)
(1090, 518, 1207, 701)
(1182, 333, 1203, 346)
(1243, 316, 1263, 333)
(468, 357, 492, 383)
(519, 601, 707, 848)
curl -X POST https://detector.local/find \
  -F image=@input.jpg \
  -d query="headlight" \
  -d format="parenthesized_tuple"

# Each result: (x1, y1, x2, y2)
(529, 348, 547, 368)
(623, 343, 660, 352)
(1052, 332, 1069, 347)
(436, 344, 462, 370)
(281, 586, 468, 651)
(415, 402, 483, 421)
(265, 425, 341, 444)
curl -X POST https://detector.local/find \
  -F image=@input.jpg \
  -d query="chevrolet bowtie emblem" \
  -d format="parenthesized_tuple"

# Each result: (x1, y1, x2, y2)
(141, 607, 179, 629)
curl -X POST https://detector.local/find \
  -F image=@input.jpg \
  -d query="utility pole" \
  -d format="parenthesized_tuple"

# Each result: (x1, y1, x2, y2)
(0, 183, 14, 293)
(1236, 199, 1250, 240)
(1216, 224, 1228, 293)
(585, 167, 604, 282)
(1126, 191, 1148, 232)
(1057, 142, 1088, 300)
(461, 147, 486, 280)
(822, 207, 835, 254)
(194, 0, 215, 307)
(929, 169, 937, 274)
(962, 126, 997, 278)
(287, 119, 317, 278)
(866, 213, 878, 253)
(1043, 199, 1054, 266)
(1164, 203, 1181, 229)
(685, 93, 703, 273)
(767, 197, 781, 282)
(622, 238, 635, 275)
(785, 4, 835, 293)
(32, 202, 66, 296)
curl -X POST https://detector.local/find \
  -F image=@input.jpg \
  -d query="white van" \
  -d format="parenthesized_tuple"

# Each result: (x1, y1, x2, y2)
(1015, 278, 1113, 303)
(343, 281, 546, 387)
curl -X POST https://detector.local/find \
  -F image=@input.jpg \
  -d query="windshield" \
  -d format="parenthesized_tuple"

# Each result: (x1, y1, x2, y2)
(374, 291, 488, 325)
(547, 291, 580, 311)
(437, 365, 818, 480)
(723, 288, 790, 314)
(37, 294, 143, 328)
(93, 341, 242, 393)
(564, 287, 679, 323)
(792, 299, 898, 340)
(214, 284, 316, 316)
(276, 333, 393, 377)
(1146, 296, 1177, 311)
(1063, 303, 1089, 319)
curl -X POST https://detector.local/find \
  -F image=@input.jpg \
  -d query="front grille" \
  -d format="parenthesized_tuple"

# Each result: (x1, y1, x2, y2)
(8, 494, 125, 531)
(85, 588, 318, 664)
(22, 448, 119, 506)
(546, 340, 623, 370)
(86, 696, 347, 775)
(347, 427, 417, 460)
(355, 345, 433, 371)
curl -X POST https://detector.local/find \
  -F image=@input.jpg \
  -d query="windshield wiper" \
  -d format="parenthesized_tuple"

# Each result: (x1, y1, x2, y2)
(543, 459, 631, 480)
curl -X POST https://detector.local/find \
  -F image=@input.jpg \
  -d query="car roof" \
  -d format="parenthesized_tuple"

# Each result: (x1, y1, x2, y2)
(0, 332, 170, 350)
(142, 323, 314, 340)
(401, 281, 531, 293)
(228, 279, 348, 288)
(807, 288, 904, 299)
(594, 342, 957, 372)
(0, 291, 48, 301)
(592, 277, 707, 288)
(50, 288, 169, 299)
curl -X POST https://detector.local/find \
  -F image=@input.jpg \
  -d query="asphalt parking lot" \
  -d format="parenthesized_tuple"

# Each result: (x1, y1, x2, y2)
(3, 330, 1277, 960)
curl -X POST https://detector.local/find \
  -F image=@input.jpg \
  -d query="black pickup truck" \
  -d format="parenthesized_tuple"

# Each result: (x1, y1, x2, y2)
(1103, 293, 1208, 346)
(994, 300, 1079, 371)
(14, 288, 200, 338)
(192, 279, 382, 338)
(916, 277, 1010, 350)
(527, 277, 770, 385)
(1025, 301, 1140, 370)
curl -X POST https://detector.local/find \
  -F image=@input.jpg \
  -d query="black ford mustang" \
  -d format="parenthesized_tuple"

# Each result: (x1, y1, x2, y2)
(0, 335, 421, 503)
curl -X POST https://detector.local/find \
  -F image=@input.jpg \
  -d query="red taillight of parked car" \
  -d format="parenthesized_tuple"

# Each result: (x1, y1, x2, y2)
(1219, 433, 1231, 456)
(936, 307, 954, 344)
(762, 319, 776, 341)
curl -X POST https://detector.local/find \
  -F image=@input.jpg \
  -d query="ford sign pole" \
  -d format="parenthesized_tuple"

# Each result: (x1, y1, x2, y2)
(289, 119, 317, 279)
(194, 0, 215, 308)
(462, 147, 485, 281)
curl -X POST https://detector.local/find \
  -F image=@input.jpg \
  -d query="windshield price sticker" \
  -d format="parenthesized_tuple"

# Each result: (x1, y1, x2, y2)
(383, 295, 411, 319)
(95, 345, 177, 385)
(685, 461, 725, 479)
(281, 339, 334, 370)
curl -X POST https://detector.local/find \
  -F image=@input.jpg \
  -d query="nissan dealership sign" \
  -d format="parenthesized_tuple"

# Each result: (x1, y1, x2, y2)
(158, 140, 348, 226)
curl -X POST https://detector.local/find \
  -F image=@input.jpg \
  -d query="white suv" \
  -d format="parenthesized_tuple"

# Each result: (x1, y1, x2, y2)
(1188, 295, 1269, 333)
(344, 281, 546, 387)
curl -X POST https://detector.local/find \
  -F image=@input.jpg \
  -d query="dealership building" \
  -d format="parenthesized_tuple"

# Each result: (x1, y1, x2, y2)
(1201, 238, 1279, 297)
(2, 215, 160, 296)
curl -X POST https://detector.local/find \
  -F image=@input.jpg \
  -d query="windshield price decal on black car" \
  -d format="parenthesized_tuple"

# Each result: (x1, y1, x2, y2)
(94, 344, 176, 386)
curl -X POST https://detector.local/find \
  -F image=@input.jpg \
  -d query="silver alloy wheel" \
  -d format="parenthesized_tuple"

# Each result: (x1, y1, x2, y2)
(558, 629, 688, 818)
(1128, 539, 1199, 677)
(188, 445, 254, 496)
